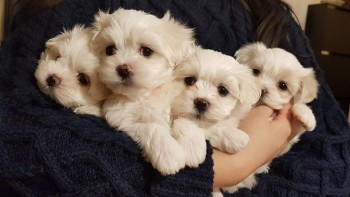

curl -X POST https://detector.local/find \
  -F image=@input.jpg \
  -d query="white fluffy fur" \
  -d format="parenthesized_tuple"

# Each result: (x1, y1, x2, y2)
(235, 42, 318, 143)
(171, 47, 261, 196)
(92, 9, 195, 175)
(35, 25, 111, 117)
(228, 42, 319, 194)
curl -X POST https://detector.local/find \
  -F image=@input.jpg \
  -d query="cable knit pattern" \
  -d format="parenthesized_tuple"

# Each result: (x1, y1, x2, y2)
(0, 0, 349, 196)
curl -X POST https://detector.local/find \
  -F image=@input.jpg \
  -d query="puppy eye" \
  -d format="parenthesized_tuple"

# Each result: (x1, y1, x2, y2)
(55, 55, 61, 60)
(106, 45, 117, 56)
(278, 81, 288, 91)
(218, 86, 229, 96)
(252, 68, 261, 76)
(140, 46, 153, 57)
(184, 76, 197, 86)
(77, 73, 90, 86)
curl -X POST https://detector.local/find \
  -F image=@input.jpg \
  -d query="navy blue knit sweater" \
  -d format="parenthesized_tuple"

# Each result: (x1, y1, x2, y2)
(0, 0, 349, 196)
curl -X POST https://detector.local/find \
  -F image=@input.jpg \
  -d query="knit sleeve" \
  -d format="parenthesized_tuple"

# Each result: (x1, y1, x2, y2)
(0, 93, 214, 197)
(0, 0, 215, 196)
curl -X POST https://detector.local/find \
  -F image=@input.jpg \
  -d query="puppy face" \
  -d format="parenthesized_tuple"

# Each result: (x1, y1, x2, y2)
(235, 42, 318, 109)
(35, 26, 110, 108)
(92, 9, 195, 99)
(172, 48, 261, 124)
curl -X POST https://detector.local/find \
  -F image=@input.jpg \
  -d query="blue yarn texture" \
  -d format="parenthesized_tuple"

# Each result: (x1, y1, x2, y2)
(0, 0, 349, 196)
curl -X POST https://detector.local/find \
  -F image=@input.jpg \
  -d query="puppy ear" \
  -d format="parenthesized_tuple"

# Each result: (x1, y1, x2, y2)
(234, 42, 267, 64)
(231, 66, 261, 105)
(237, 77, 261, 105)
(46, 25, 87, 50)
(89, 78, 111, 101)
(46, 29, 67, 48)
(160, 11, 196, 66)
(91, 10, 112, 55)
(92, 10, 111, 33)
(45, 27, 70, 49)
(162, 11, 172, 21)
(45, 38, 58, 49)
(295, 67, 318, 103)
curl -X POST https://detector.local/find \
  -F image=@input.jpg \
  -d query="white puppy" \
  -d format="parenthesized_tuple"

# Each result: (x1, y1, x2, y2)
(228, 42, 318, 193)
(235, 42, 318, 149)
(92, 9, 195, 175)
(35, 25, 111, 117)
(171, 47, 261, 196)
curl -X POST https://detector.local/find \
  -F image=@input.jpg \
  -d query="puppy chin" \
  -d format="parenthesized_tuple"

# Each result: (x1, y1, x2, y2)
(259, 95, 288, 110)
(52, 87, 88, 107)
(115, 85, 153, 100)
(261, 98, 283, 110)
(194, 113, 223, 126)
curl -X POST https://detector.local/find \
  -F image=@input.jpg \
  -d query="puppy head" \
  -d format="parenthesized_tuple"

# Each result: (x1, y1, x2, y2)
(172, 47, 261, 124)
(92, 9, 195, 99)
(235, 42, 318, 109)
(35, 25, 111, 108)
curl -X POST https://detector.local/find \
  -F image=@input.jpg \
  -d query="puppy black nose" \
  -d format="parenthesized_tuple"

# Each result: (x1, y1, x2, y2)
(116, 64, 131, 79)
(46, 74, 60, 87)
(194, 98, 210, 113)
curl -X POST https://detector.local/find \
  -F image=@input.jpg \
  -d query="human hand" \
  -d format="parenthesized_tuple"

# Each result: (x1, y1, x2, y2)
(238, 104, 297, 165)
(212, 104, 300, 188)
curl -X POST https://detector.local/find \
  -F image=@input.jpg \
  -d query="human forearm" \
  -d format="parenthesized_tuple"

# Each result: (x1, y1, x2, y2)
(213, 149, 252, 188)
(213, 104, 296, 189)
(212, 142, 281, 189)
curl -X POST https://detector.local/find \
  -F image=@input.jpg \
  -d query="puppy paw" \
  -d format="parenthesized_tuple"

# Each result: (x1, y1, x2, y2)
(292, 103, 316, 131)
(207, 129, 249, 154)
(148, 133, 186, 175)
(256, 163, 270, 174)
(223, 129, 249, 153)
(173, 118, 207, 168)
(73, 104, 103, 117)
(212, 191, 224, 197)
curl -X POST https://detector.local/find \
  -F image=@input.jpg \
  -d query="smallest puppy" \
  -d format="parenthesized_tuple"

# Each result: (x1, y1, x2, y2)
(211, 43, 319, 195)
(35, 25, 110, 117)
(235, 42, 318, 153)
